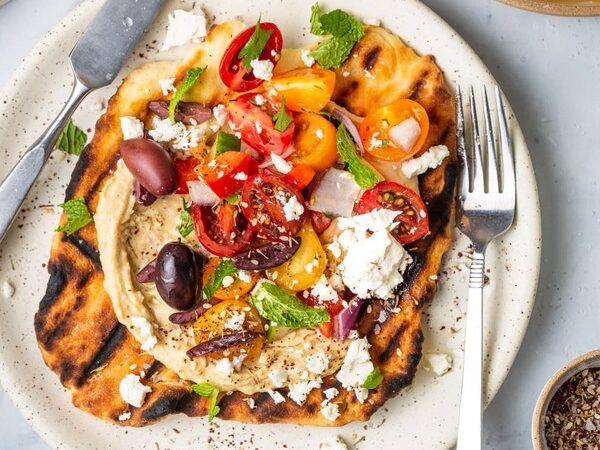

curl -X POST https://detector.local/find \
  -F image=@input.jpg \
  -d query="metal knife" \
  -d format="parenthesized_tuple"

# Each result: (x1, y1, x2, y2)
(0, 0, 165, 242)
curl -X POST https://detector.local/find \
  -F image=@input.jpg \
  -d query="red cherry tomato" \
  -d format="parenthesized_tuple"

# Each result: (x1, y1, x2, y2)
(197, 151, 258, 199)
(174, 158, 201, 194)
(355, 181, 430, 244)
(309, 211, 332, 235)
(191, 202, 254, 257)
(219, 23, 283, 92)
(240, 173, 306, 240)
(283, 165, 316, 190)
(298, 290, 344, 338)
(227, 93, 295, 156)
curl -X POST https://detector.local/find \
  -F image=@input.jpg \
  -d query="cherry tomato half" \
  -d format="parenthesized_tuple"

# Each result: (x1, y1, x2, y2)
(219, 23, 283, 92)
(299, 288, 343, 338)
(191, 202, 255, 256)
(283, 164, 316, 190)
(227, 93, 295, 156)
(290, 112, 338, 171)
(355, 181, 429, 244)
(201, 258, 259, 301)
(174, 157, 201, 194)
(359, 99, 430, 162)
(196, 151, 258, 199)
(264, 68, 336, 112)
(241, 172, 306, 240)
(309, 211, 332, 235)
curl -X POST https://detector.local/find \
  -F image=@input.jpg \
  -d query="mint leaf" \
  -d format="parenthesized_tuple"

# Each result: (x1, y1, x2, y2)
(191, 383, 220, 422)
(310, 38, 356, 69)
(336, 124, 380, 188)
(238, 18, 273, 71)
(169, 67, 206, 122)
(191, 383, 215, 397)
(272, 97, 293, 133)
(319, 9, 364, 41)
(56, 120, 87, 156)
(215, 131, 241, 156)
(178, 199, 193, 238)
(363, 366, 383, 389)
(310, 3, 325, 35)
(249, 282, 330, 328)
(56, 196, 92, 235)
(225, 193, 240, 205)
(203, 259, 236, 300)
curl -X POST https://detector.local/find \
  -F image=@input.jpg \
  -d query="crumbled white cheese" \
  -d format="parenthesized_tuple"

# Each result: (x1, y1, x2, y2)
(237, 270, 252, 283)
(389, 116, 421, 151)
(119, 374, 151, 407)
(347, 330, 360, 340)
(336, 338, 374, 390)
(401, 145, 450, 178)
(319, 437, 349, 450)
(244, 398, 256, 409)
(327, 241, 342, 260)
(354, 386, 369, 404)
(301, 49, 315, 67)
(321, 402, 340, 422)
(310, 275, 338, 303)
(323, 387, 339, 400)
(268, 368, 289, 388)
(250, 59, 274, 81)
(158, 77, 176, 96)
(425, 352, 453, 376)
(212, 104, 227, 126)
(221, 275, 235, 288)
(315, 128, 324, 140)
(282, 195, 305, 222)
(224, 311, 245, 331)
(118, 411, 131, 421)
(215, 357, 235, 376)
(130, 316, 157, 351)
(306, 352, 329, 375)
(335, 209, 412, 300)
(369, 131, 384, 149)
(288, 379, 322, 405)
(305, 258, 319, 274)
(267, 389, 286, 404)
(162, 9, 208, 51)
(233, 172, 248, 181)
(253, 94, 266, 106)
(120, 116, 144, 140)
(232, 353, 247, 371)
(270, 152, 292, 174)
(1, 281, 15, 299)
(342, 70, 350, 78)
(255, 121, 263, 134)
(149, 116, 207, 151)
(363, 17, 381, 26)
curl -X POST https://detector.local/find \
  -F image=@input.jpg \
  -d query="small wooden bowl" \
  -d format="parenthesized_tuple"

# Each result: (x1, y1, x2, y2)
(498, 0, 600, 16)
(532, 349, 600, 449)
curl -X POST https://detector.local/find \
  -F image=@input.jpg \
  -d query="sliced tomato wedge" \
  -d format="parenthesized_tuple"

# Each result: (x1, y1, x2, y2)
(355, 181, 429, 244)
(283, 164, 316, 190)
(240, 173, 306, 240)
(264, 68, 336, 112)
(309, 211, 332, 234)
(219, 23, 283, 92)
(197, 151, 258, 199)
(191, 202, 255, 257)
(174, 157, 201, 194)
(227, 93, 295, 155)
(299, 290, 344, 338)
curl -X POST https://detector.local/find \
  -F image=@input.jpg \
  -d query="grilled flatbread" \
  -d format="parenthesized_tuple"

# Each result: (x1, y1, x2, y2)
(34, 21, 456, 426)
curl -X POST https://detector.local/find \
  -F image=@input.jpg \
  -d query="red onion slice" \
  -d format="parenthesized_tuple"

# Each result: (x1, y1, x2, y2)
(330, 105, 364, 154)
(333, 297, 364, 340)
(186, 331, 261, 358)
(309, 168, 362, 217)
(188, 179, 219, 205)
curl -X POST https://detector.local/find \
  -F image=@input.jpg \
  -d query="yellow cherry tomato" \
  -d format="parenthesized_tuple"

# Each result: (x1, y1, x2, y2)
(193, 299, 264, 361)
(359, 99, 430, 161)
(201, 258, 259, 301)
(267, 222, 326, 291)
(290, 112, 339, 171)
(264, 68, 336, 112)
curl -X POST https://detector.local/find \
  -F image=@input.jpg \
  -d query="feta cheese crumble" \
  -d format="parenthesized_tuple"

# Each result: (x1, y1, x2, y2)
(268, 368, 289, 388)
(288, 379, 322, 405)
(250, 58, 274, 81)
(120, 116, 144, 140)
(238, 270, 252, 283)
(401, 145, 450, 178)
(369, 131, 384, 150)
(282, 195, 305, 222)
(336, 338, 374, 391)
(212, 104, 227, 126)
(130, 316, 157, 351)
(389, 117, 421, 151)
(425, 352, 453, 376)
(244, 398, 256, 409)
(162, 9, 208, 51)
(253, 94, 266, 106)
(118, 411, 132, 421)
(221, 275, 235, 288)
(158, 77, 176, 96)
(270, 152, 292, 174)
(233, 172, 248, 181)
(215, 357, 235, 376)
(224, 311, 245, 331)
(321, 402, 340, 422)
(306, 352, 330, 375)
(1, 281, 15, 299)
(149, 116, 208, 151)
(119, 374, 151, 407)
(319, 437, 349, 450)
(267, 389, 286, 404)
(301, 49, 315, 67)
(310, 275, 338, 303)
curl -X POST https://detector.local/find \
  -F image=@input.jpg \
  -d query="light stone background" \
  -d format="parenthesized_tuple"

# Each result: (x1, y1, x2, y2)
(0, 0, 598, 448)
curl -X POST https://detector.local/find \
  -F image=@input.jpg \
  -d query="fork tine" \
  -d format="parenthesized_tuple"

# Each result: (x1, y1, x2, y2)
(456, 85, 470, 198)
(495, 86, 515, 199)
(482, 86, 500, 193)
(469, 86, 485, 193)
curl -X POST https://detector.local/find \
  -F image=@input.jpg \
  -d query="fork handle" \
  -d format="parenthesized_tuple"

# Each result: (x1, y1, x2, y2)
(456, 249, 485, 450)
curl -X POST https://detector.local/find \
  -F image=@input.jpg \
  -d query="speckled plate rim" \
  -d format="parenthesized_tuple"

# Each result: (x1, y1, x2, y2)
(0, 0, 541, 448)
(531, 349, 600, 449)
(498, 0, 600, 16)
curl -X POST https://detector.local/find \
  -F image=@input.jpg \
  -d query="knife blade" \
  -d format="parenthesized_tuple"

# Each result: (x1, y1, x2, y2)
(71, 0, 165, 88)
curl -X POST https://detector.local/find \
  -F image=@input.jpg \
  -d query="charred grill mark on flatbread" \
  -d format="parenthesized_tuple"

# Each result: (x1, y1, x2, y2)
(140, 390, 198, 422)
(78, 322, 126, 386)
(36, 260, 68, 315)
(408, 76, 427, 101)
(363, 46, 381, 70)
(65, 148, 93, 201)
(143, 360, 163, 380)
(382, 335, 422, 397)
(62, 234, 101, 270)
(378, 323, 409, 364)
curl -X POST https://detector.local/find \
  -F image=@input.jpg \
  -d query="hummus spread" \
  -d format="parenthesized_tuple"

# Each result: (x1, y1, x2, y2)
(95, 161, 348, 394)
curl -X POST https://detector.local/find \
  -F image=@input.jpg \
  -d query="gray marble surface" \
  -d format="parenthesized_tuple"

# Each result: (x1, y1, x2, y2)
(0, 0, 599, 448)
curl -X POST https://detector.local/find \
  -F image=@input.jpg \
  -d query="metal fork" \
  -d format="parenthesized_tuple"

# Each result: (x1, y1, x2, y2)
(455, 85, 516, 450)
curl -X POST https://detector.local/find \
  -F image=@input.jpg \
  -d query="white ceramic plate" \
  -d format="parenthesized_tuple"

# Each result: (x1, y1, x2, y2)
(0, 0, 541, 448)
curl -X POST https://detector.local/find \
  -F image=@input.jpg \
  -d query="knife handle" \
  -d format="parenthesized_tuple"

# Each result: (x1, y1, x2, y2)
(0, 75, 92, 243)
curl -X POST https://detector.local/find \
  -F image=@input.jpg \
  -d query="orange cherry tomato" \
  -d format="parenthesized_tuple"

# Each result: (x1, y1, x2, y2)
(290, 113, 338, 171)
(202, 258, 259, 301)
(359, 99, 429, 162)
(264, 68, 336, 112)
(193, 299, 264, 361)
(283, 164, 316, 190)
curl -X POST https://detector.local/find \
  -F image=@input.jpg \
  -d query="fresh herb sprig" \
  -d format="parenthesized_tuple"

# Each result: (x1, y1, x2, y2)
(178, 200, 193, 238)
(272, 96, 293, 132)
(168, 67, 206, 122)
(56, 120, 87, 156)
(336, 124, 380, 188)
(238, 18, 273, 71)
(203, 259, 236, 300)
(56, 197, 92, 235)
(191, 383, 220, 422)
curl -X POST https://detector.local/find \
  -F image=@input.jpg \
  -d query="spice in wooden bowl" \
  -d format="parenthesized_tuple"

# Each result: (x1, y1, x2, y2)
(544, 367, 600, 449)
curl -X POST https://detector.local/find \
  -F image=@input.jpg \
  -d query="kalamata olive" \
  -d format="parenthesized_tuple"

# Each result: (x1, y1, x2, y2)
(231, 237, 302, 270)
(186, 332, 261, 358)
(120, 138, 178, 196)
(136, 257, 156, 283)
(148, 100, 212, 125)
(134, 180, 157, 206)
(155, 242, 202, 311)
